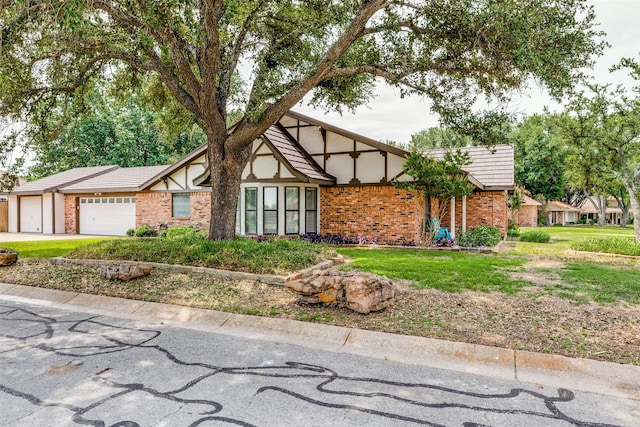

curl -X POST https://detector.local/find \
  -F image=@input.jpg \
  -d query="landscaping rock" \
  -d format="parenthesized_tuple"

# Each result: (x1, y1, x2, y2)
(100, 264, 151, 281)
(285, 270, 396, 314)
(0, 248, 18, 266)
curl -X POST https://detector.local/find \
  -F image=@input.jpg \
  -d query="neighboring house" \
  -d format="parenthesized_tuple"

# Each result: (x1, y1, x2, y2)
(7, 111, 514, 244)
(517, 195, 541, 227)
(579, 196, 631, 225)
(545, 200, 581, 226)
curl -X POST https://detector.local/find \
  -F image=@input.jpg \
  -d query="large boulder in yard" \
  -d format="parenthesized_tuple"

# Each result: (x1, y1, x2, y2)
(101, 264, 150, 281)
(286, 270, 396, 314)
(0, 248, 17, 266)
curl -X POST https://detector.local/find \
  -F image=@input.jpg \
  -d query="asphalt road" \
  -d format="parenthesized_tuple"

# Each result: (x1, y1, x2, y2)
(1, 298, 638, 427)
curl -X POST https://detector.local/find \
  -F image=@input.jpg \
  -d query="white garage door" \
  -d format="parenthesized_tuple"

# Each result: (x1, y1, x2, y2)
(79, 197, 136, 236)
(20, 196, 42, 233)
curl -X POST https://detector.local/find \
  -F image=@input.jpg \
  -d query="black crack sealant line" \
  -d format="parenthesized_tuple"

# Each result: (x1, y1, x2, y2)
(0, 305, 622, 427)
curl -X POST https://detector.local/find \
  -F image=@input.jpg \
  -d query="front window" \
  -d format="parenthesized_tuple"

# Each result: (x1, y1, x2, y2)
(172, 193, 190, 218)
(245, 187, 257, 234)
(285, 187, 300, 234)
(263, 187, 278, 234)
(305, 188, 318, 233)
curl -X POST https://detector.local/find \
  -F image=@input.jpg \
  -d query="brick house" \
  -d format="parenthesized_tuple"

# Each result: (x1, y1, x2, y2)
(517, 195, 542, 227)
(6, 111, 513, 244)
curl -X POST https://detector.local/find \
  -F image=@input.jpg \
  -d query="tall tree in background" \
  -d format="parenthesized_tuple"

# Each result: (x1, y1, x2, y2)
(508, 114, 568, 201)
(559, 74, 640, 239)
(28, 89, 204, 179)
(0, 1, 603, 239)
(407, 127, 473, 152)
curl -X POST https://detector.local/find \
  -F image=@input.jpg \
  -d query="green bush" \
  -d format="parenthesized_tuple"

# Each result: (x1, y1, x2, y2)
(126, 228, 135, 237)
(507, 225, 521, 238)
(519, 230, 551, 243)
(571, 237, 640, 256)
(133, 224, 158, 237)
(552, 223, 563, 227)
(458, 225, 502, 247)
(159, 226, 204, 239)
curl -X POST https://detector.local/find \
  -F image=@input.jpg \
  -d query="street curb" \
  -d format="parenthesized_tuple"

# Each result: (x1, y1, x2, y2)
(1, 283, 638, 401)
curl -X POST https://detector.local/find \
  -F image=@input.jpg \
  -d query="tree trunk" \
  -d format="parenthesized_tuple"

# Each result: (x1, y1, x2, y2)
(594, 195, 607, 228)
(206, 130, 253, 240)
(620, 205, 630, 228)
(625, 187, 640, 242)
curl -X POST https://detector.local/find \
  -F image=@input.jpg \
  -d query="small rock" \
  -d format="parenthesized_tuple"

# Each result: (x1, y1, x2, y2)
(100, 264, 150, 281)
(0, 248, 18, 266)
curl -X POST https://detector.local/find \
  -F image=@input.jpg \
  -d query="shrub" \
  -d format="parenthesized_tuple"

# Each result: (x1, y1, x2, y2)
(133, 224, 158, 238)
(300, 233, 356, 245)
(457, 225, 502, 247)
(159, 226, 204, 239)
(552, 223, 563, 227)
(571, 237, 640, 256)
(507, 225, 521, 238)
(126, 228, 135, 237)
(519, 231, 551, 243)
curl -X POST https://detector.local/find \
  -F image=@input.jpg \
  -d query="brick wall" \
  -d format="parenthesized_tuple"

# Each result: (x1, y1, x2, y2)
(135, 192, 211, 230)
(64, 195, 77, 234)
(438, 190, 509, 236)
(517, 205, 538, 227)
(320, 186, 425, 245)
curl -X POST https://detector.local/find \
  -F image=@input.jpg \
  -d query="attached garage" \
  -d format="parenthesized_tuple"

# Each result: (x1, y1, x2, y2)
(79, 196, 136, 236)
(19, 196, 43, 233)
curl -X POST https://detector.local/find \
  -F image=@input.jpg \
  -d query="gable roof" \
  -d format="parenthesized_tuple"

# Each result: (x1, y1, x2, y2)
(8, 166, 119, 195)
(522, 195, 542, 206)
(60, 165, 170, 193)
(263, 125, 335, 184)
(193, 122, 335, 187)
(428, 145, 514, 191)
(547, 200, 581, 212)
(282, 110, 409, 157)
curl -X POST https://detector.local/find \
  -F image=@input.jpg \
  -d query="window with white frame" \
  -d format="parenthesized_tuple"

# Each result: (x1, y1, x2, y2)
(263, 186, 278, 234)
(245, 187, 257, 234)
(285, 187, 300, 234)
(172, 193, 190, 218)
(305, 187, 318, 233)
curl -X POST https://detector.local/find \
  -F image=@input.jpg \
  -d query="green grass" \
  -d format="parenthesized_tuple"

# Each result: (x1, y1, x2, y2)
(554, 263, 640, 304)
(2, 238, 115, 258)
(508, 225, 636, 256)
(336, 248, 529, 293)
(571, 236, 640, 256)
(69, 235, 333, 275)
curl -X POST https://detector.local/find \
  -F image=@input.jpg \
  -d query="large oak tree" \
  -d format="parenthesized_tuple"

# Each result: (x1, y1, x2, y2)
(0, 0, 602, 239)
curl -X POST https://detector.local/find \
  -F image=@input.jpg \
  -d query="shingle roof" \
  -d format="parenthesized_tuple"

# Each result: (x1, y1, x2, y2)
(60, 165, 170, 193)
(264, 125, 335, 184)
(8, 166, 119, 195)
(428, 145, 514, 190)
(522, 195, 542, 206)
(547, 200, 581, 212)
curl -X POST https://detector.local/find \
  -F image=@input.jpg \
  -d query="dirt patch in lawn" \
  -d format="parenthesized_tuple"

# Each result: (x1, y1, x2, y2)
(1, 259, 638, 366)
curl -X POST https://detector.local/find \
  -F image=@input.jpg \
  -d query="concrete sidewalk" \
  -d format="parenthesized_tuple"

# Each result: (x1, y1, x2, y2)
(1, 282, 639, 401)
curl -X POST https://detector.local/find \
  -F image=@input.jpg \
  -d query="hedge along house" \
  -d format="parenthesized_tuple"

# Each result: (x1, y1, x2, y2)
(6, 111, 513, 244)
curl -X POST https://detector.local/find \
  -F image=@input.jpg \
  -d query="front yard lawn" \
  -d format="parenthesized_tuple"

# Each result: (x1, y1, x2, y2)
(337, 248, 529, 294)
(2, 238, 115, 258)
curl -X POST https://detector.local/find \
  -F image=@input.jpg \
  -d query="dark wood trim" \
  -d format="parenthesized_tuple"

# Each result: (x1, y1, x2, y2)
(308, 149, 380, 156)
(75, 197, 80, 234)
(51, 193, 56, 234)
(16, 195, 20, 232)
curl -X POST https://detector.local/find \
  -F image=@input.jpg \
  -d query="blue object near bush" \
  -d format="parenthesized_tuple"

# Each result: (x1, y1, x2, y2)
(430, 217, 451, 240)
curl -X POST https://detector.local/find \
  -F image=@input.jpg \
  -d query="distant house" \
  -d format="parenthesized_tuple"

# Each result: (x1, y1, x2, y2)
(6, 111, 514, 244)
(545, 200, 581, 226)
(580, 196, 629, 225)
(517, 195, 541, 227)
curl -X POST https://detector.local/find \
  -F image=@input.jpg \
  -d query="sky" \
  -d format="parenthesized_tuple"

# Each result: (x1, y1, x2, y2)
(295, 0, 640, 145)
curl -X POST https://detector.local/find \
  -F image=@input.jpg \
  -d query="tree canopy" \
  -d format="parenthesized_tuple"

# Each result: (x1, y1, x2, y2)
(558, 71, 640, 240)
(0, 0, 604, 239)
